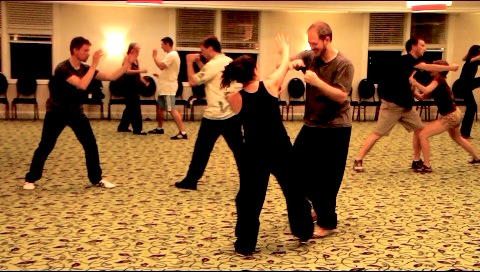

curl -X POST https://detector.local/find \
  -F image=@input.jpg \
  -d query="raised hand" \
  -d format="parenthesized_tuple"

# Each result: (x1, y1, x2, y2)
(91, 49, 104, 67)
(152, 49, 158, 58)
(275, 33, 289, 55)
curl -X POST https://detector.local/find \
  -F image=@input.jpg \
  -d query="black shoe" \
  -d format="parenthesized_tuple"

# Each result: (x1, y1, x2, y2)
(415, 164, 432, 173)
(148, 128, 164, 134)
(171, 132, 188, 140)
(118, 128, 132, 132)
(174, 180, 197, 190)
(133, 131, 147, 135)
(411, 159, 423, 170)
(468, 158, 480, 164)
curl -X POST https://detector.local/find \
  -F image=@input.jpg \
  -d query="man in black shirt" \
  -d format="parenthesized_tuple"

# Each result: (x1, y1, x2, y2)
(353, 37, 459, 172)
(23, 36, 136, 190)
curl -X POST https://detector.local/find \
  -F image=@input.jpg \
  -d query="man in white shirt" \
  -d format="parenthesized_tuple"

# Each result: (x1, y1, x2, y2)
(174, 36, 244, 190)
(148, 37, 187, 140)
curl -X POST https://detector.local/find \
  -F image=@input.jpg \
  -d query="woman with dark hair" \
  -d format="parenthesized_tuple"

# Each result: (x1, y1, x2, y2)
(117, 42, 149, 135)
(409, 60, 480, 173)
(222, 33, 314, 256)
(458, 45, 480, 139)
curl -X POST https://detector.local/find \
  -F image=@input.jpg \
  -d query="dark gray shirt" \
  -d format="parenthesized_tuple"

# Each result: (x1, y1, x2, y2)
(292, 50, 354, 128)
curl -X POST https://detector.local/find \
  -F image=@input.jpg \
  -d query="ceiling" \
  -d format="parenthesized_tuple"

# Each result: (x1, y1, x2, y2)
(44, 1, 480, 13)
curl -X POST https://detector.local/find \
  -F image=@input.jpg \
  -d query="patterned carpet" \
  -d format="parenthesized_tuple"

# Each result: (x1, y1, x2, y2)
(0, 118, 479, 270)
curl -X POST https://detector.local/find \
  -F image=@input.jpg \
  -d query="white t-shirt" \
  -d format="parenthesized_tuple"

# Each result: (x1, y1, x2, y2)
(192, 53, 235, 120)
(156, 50, 180, 96)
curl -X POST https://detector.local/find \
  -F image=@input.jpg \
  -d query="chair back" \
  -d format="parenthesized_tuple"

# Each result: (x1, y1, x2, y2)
(109, 78, 125, 98)
(287, 77, 305, 99)
(139, 75, 156, 97)
(358, 78, 376, 101)
(16, 75, 37, 97)
(192, 84, 206, 98)
(452, 79, 464, 99)
(0, 73, 8, 96)
(86, 79, 105, 100)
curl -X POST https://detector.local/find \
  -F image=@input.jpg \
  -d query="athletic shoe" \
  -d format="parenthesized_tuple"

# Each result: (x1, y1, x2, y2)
(353, 159, 364, 172)
(174, 179, 197, 190)
(468, 158, 480, 164)
(133, 131, 148, 135)
(148, 128, 164, 134)
(415, 164, 432, 173)
(171, 132, 188, 140)
(411, 159, 424, 170)
(117, 128, 132, 133)
(96, 179, 116, 188)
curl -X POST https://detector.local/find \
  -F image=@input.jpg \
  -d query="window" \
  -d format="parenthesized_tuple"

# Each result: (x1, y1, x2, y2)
(10, 35, 52, 79)
(411, 13, 447, 47)
(369, 13, 405, 47)
(176, 9, 215, 49)
(221, 10, 259, 50)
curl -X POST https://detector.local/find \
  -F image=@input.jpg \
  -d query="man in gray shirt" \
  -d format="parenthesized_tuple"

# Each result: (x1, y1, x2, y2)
(290, 21, 354, 238)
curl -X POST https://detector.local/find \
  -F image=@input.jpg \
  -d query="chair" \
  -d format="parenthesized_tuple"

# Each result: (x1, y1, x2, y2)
(349, 87, 359, 121)
(12, 75, 38, 120)
(188, 85, 207, 121)
(167, 81, 189, 121)
(0, 72, 9, 119)
(286, 77, 305, 121)
(82, 79, 105, 119)
(415, 98, 436, 121)
(138, 75, 158, 113)
(356, 78, 380, 121)
(108, 78, 126, 120)
(278, 98, 288, 120)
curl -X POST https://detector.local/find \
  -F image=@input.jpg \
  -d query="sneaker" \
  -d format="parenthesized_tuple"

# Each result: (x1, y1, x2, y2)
(353, 159, 364, 172)
(312, 225, 337, 238)
(415, 164, 432, 173)
(23, 181, 35, 190)
(133, 131, 147, 135)
(148, 128, 164, 134)
(411, 159, 424, 170)
(118, 128, 132, 133)
(174, 179, 197, 190)
(171, 132, 188, 140)
(96, 179, 116, 188)
(468, 158, 480, 164)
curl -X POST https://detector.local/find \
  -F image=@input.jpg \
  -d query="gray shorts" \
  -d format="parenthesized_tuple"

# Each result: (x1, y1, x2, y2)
(373, 100, 424, 136)
(157, 95, 176, 111)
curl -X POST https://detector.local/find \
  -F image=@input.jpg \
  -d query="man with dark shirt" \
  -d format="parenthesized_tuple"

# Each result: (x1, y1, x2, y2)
(23, 36, 135, 190)
(353, 37, 459, 172)
(290, 21, 354, 238)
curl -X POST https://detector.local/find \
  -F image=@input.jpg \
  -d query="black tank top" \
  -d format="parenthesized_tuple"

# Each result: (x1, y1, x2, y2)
(431, 76, 456, 116)
(239, 81, 290, 147)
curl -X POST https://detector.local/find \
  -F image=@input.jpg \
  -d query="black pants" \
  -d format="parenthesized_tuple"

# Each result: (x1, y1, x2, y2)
(118, 90, 143, 133)
(292, 125, 351, 230)
(26, 111, 102, 184)
(234, 141, 314, 253)
(460, 78, 480, 138)
(183, 116, 243, 183)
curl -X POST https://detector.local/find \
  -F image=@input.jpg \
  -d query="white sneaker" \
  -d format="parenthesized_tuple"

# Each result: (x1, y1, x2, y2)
(23, 182, 35, 190)
(96, 179, 116, 189)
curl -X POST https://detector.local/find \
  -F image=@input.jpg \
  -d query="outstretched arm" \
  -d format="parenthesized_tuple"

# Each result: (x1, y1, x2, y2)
(95, 51, 136, 82)
(264, 33, 290, 97)
(415, 62, 459, 72)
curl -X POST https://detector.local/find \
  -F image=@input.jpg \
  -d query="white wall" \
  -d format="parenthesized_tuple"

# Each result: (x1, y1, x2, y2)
(4, 3, 480, 120)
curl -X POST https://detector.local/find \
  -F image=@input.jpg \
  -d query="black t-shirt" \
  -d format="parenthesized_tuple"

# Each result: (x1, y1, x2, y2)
(458, 59, 479, 87)
(47, 59, 98, 114)
(379, 53, 423, 110)
(431, 76, 456, 116)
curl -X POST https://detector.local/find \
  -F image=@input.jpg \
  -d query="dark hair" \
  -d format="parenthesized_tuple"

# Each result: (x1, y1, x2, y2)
(70, 36, 91, 55)
(161, 37, 174, 47)
(127, 42, 138, 54)
(308, 21, 333, 42)
(221, 55, 256, 89)
(433, 59, 449, 78)
(201, 36, 221, 53)
(406, 37, 423, 53)
(463, 45, 480, 61)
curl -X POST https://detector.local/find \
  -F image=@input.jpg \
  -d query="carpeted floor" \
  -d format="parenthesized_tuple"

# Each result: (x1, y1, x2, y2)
(0, 118, 479, 270)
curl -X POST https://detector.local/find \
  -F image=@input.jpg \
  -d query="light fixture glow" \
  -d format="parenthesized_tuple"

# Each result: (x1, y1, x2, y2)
(406, 1, 452, 8)
(105, 33, 126, 56)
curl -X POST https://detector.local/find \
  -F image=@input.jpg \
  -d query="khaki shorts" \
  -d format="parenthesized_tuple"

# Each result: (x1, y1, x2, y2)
(438, 107, 463, 129)
(374, 100, 424, 136)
